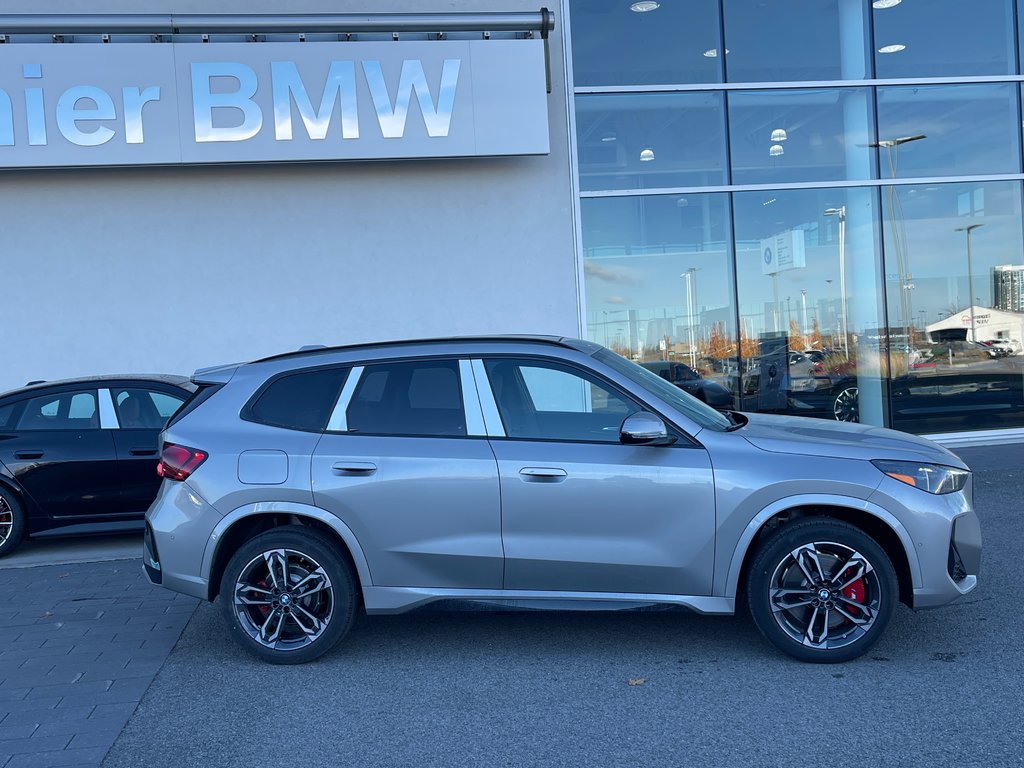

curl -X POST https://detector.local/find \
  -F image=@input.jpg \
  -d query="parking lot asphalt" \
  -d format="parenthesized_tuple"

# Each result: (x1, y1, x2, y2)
(3, 443, 1022, 768)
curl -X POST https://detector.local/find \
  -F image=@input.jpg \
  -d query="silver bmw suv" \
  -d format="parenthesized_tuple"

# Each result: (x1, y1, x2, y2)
(145, 337, 981, 664)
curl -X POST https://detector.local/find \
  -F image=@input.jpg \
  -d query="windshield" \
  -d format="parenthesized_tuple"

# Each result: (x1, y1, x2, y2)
(594, 349, 733, 433)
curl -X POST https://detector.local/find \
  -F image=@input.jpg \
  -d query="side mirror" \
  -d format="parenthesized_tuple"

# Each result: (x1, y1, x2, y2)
(620, 412, 677, 446)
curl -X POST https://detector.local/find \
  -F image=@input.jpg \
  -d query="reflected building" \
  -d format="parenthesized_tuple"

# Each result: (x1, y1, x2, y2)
(994, 265, 1024, 312)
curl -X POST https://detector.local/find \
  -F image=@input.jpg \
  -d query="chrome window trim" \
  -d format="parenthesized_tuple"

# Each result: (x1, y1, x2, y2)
(98, 388, 118, 430)
(469, 359, 506, 438)
(325, 365, 364, 433)
(459, 359, 487, 437)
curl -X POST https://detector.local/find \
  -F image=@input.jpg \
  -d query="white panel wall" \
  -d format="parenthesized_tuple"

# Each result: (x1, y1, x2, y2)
(0, 0, 578, 391)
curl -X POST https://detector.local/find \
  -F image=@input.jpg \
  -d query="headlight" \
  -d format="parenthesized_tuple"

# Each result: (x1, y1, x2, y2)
(871, 460, 969, 494)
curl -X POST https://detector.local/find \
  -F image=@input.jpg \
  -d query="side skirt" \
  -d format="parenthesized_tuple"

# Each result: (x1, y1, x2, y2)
(362, 587, 735, 616)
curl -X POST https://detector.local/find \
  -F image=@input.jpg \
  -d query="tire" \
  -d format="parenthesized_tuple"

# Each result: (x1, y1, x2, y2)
(219, 525, 357, 665)
(0, 488, 26, 558)
(746, 518, 897, 663)
(831, 385, 859, 422)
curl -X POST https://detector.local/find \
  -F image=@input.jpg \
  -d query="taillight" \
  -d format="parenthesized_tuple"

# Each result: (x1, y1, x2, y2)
(157, 443, 208, 481)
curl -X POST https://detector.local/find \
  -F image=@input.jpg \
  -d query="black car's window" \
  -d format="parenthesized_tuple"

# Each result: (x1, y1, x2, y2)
(246, 368, 349, 432)
(17, 389, 99, 430)
(0, 403, 15, 429)
(484, 359, 640, 443)
(112, 388, 187, 430)
(346, 360, 466, 437)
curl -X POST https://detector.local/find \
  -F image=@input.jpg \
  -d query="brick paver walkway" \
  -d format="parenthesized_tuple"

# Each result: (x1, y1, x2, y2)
(0, 561, 197, 768)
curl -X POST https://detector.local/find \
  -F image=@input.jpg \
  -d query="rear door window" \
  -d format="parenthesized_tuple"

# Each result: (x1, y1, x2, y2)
(346, 360, 466, 437)
(111, 388, 187, 429)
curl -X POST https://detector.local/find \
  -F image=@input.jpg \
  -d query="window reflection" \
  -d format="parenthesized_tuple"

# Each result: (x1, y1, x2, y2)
(874, 0, 1015, 78)
(576, 93, 726, 191)
(581, 195, 737, 407)
(876, 84, 1021, 178)
(569, 0, 722, 87)
(728, 88, 874, 184)
(723, 0, 869, 83)
(881, 181, 1024, 433)
(733, 189, 886, 426)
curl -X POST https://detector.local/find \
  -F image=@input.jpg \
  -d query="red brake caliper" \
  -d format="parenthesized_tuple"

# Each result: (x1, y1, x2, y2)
(841, 577, 865, 618)
(256, 579, 270, 617)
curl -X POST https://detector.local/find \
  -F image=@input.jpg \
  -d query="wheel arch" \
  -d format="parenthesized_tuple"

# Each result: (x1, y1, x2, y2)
(202, 503, 372, 602)
(725, 496, 921, 608)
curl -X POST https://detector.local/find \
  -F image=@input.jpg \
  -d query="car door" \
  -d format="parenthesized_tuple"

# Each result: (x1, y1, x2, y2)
(109, 386, 188, 514)
(478, 357, 716, 596)
(0, 387, 120, 520)
(311, 358, 502, 589)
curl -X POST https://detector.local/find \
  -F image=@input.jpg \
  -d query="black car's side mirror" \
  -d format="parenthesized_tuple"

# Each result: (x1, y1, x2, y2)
(620, 412, 677, 446)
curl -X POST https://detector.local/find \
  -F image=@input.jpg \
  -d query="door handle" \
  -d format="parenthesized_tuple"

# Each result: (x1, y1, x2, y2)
(519, 467, 567, 482)
(331, 462, 377, 475)
(130, 448, 158, 457)
(15, 451, 43, 460)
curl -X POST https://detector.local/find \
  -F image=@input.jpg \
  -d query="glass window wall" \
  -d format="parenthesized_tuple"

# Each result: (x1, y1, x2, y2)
(875, 84, 1021, 178)
(880, 181, 1024, 433)
(569, 0, 722, 87)
(728, 88, 875, 185)
(874, 0, 1016, 79)
(723, 0, 870, 83)
(581, 194, 737, 400)
(576, 92, 727, 191)
(732, 189, 886, 425)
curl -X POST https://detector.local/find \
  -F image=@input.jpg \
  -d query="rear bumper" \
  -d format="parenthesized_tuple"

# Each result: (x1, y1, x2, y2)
(144, 479, 217, 600)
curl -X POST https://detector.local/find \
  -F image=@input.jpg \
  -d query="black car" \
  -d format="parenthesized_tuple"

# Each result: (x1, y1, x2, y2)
(0, 375, 194, 557)
(639, 361, 734, 408)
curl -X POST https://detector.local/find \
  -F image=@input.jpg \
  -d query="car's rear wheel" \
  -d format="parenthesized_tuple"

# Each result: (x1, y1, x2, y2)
(220, 526, 357, 664)
(747, 518, 897, 663)
(0, 489, 25, 558)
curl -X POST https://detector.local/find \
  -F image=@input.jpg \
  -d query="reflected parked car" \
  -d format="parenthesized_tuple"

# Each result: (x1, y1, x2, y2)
(640, 361, 733, 408)
(0, 375, 194, 557)
(146, 336, 979, 665)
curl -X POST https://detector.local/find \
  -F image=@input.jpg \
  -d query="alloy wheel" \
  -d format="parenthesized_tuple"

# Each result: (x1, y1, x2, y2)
(233, 548, 335, 652)
(768, 541, 881, 651)
(833, 386, 859, 422)
(0, 495, 12, 548)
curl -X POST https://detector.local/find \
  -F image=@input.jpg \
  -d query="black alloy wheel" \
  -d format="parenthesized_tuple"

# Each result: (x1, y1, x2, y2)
(747, 518, 897, 663)
(0, 490, 25, 558)
(220, 526, 357, 664)
(832, 385, 859, 422)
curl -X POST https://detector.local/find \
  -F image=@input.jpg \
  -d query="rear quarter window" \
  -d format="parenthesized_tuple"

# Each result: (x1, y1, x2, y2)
(245, 368, 349, 432)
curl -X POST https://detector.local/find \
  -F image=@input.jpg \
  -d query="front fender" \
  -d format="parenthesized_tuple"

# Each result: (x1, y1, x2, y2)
(201, 500, 374, 592)
(719, 493, 923, 599)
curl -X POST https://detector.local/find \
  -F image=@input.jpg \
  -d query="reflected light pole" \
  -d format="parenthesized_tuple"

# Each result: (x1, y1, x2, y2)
(824, 206, 849, 357)
(681, 268, 698, 368)
(801, 289, 808, 348)
(954, 223, 984, 343)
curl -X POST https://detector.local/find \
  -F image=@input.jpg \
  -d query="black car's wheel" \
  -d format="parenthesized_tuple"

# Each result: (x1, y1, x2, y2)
(0, 489, 26, 558)
(220, 526, 357, 664)
(832, 385, 859, 422)
(747, 518, 897, 663)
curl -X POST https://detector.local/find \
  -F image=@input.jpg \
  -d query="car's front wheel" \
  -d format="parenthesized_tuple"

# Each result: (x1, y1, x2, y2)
(220, 526, 357, 664)
(831, 384, 859, 422)
(0, 489, 26, 558)
(747, 518, 897, 663)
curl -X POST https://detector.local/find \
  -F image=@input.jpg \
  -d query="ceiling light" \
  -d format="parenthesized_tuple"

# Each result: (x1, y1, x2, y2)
(639, 148, 655, 162)
(770, 128, 788, 142)
(769, 144, 784, 157)
(601, 133, 617, 142)
(872, 0, 902, 8)
(677, 197, 689, 207)
(878, 44, 906, 54)
(630, 1, 660, 12)
(703, 48, 729, 58)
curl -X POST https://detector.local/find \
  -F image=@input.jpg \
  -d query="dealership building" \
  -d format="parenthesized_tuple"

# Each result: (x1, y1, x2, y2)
(3, 0, 1024, 443)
